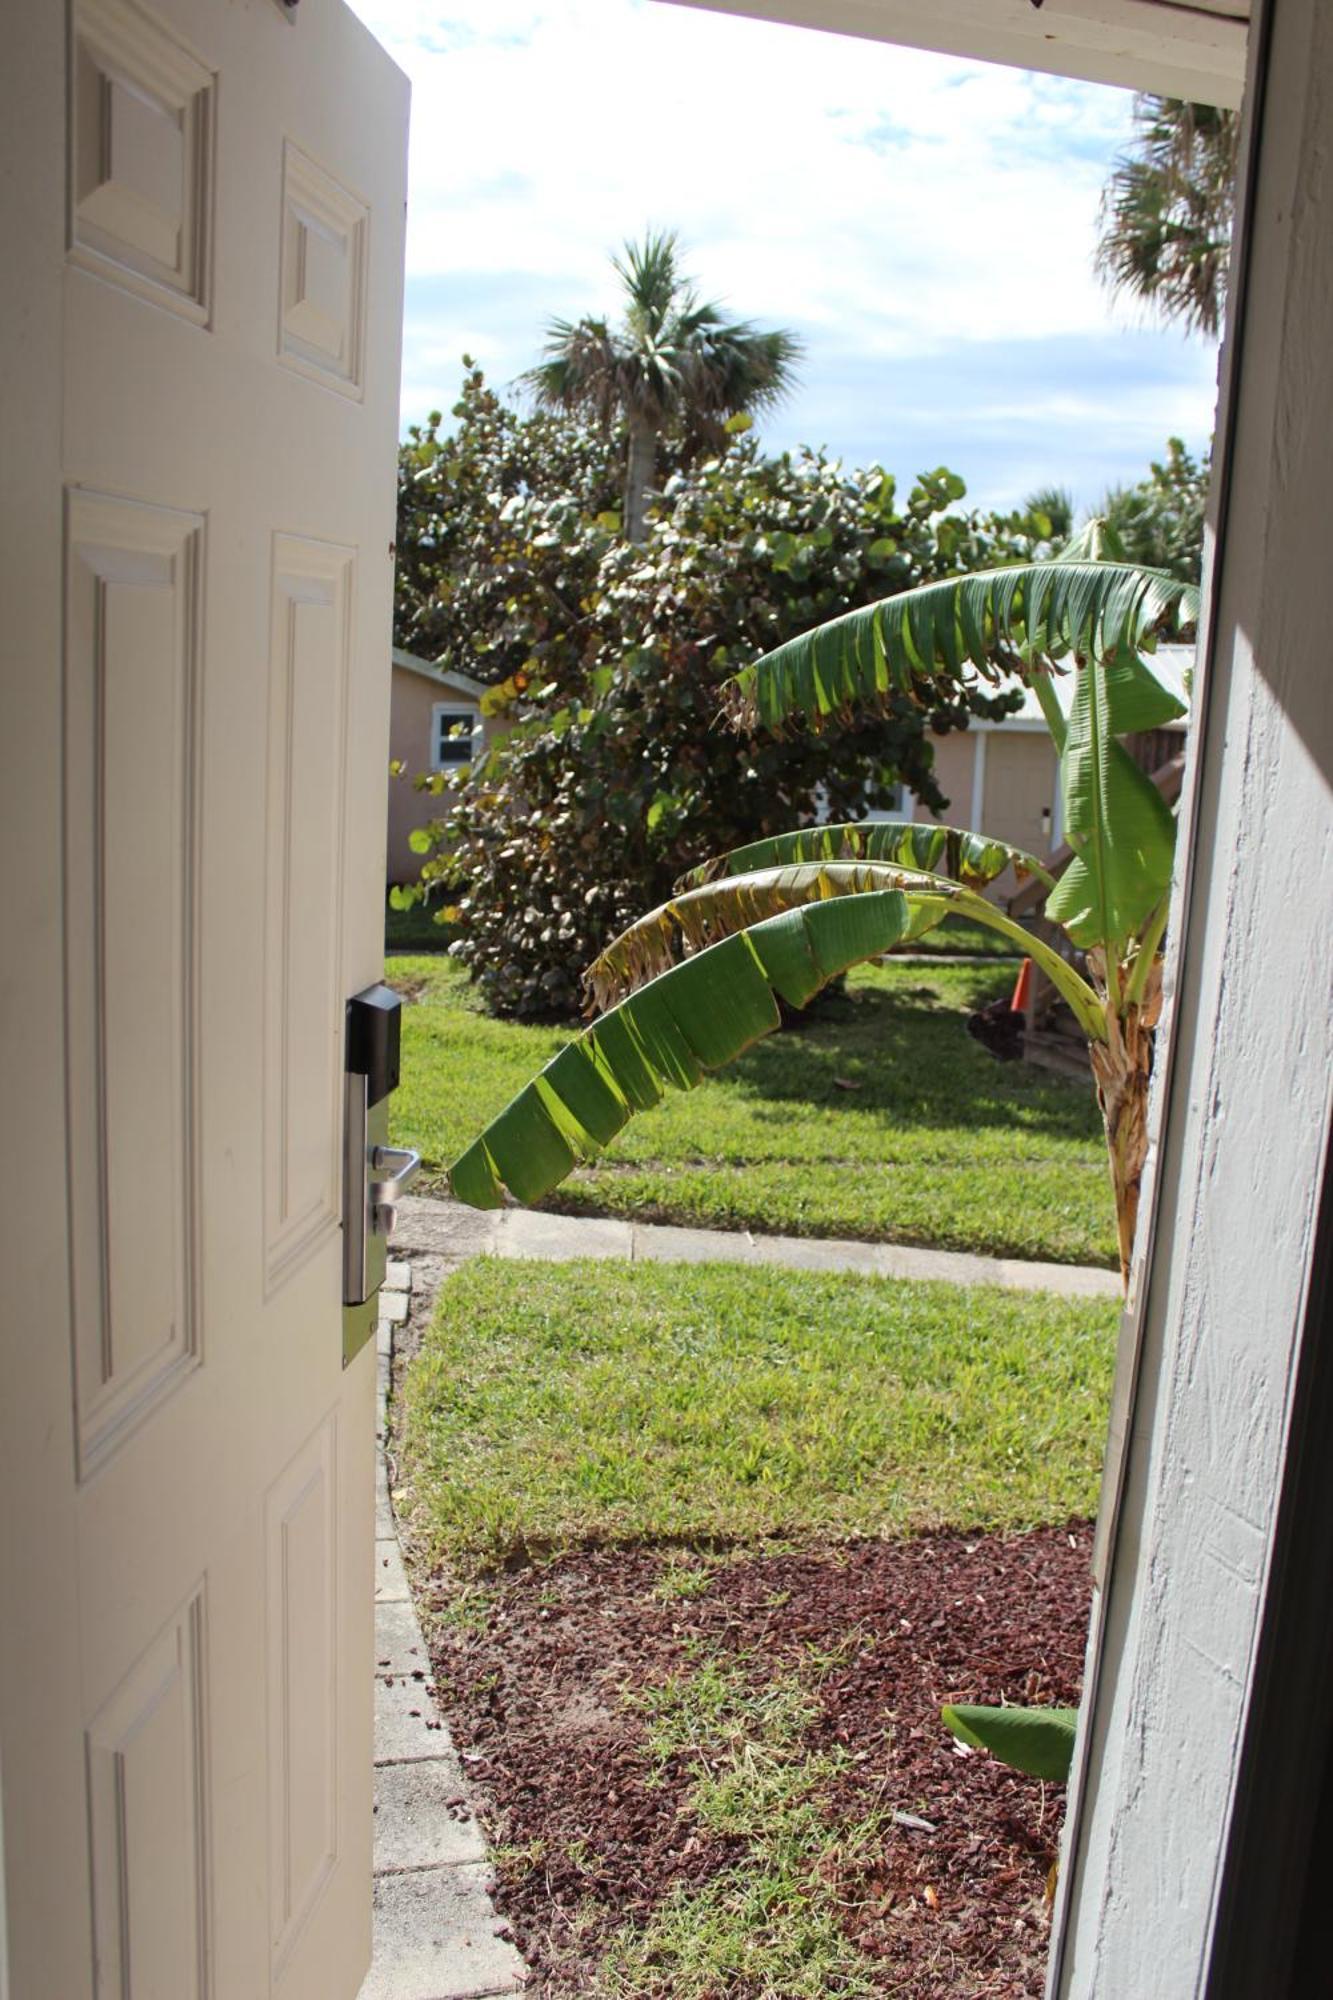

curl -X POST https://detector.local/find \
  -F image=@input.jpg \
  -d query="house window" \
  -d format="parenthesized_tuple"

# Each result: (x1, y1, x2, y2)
(431, 704, 479, 773)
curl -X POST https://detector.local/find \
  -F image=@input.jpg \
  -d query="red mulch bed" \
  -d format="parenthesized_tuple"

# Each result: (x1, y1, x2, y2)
(420, 1523, 1093, 1997)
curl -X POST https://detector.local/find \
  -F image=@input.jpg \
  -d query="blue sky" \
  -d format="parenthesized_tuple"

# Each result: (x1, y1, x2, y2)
(348, 0, 1220, 513)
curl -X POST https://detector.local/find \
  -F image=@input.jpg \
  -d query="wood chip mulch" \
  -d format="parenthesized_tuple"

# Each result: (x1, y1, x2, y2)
(419, 1522, 1094, 1998)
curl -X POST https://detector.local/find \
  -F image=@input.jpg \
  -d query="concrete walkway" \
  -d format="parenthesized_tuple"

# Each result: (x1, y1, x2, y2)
(359, 1260, 528, 2000)
(394, 1193, 1121, 1299)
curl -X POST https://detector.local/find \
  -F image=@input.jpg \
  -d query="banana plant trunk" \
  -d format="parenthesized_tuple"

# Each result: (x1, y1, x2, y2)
(1087, 959, 1163, 1289)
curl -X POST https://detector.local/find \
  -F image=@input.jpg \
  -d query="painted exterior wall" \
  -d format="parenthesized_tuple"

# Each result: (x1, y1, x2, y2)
(386, 666, 504, 886)
(918, 717, 1183, 901)
(915, 725, 1060, 896)
(921, 730, 975, 831)
(981, 731, 1059, 862)
(1051, 1, 1333, 1989)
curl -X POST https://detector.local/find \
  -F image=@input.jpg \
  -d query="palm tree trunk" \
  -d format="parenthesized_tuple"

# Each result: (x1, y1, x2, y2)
(1088, 958, 1163, 1289)
(624, 418, 658, 543)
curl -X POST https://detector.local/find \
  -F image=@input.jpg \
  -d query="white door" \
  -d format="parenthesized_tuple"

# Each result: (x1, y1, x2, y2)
(0, 2, 408, 1995)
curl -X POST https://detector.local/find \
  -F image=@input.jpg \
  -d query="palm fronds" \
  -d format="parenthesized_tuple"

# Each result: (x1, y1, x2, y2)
(1096, 94, 1239, 337)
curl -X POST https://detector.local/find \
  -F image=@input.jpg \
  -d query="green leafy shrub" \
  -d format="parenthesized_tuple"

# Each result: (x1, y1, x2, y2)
(395, 369, 1044, 1017)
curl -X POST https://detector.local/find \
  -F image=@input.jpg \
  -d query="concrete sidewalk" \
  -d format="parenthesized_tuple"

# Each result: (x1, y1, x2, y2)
(394, 1193, 1121, 1300)
(359, 1260, 528, 2000)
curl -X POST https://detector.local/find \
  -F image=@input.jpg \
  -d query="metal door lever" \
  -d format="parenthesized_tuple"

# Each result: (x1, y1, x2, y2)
(370, 1144, 421, 1202)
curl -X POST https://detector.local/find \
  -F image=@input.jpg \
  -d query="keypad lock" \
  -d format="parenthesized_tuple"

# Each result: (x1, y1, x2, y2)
(342, 983, 419, 1365)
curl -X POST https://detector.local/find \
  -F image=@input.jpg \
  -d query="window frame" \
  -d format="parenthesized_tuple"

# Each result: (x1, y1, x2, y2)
(429, 702, 481, 775)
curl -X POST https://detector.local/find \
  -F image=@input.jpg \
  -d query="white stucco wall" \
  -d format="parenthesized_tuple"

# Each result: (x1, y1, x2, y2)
(1052, 1, 1333, 1990)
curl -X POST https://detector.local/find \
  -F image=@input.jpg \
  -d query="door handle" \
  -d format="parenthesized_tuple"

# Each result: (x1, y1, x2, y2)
(371, 1145, 420, 1204)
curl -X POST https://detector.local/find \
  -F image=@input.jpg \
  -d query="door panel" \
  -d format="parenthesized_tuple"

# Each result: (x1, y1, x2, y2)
(266, 1417, 339, 1975)
(278, 145, 369, 398)
(70, 0, 215, 324)
(86, 1591, 209, 2000)
(0, 2, 408, 1994)
(263, 538, 354, 1295)
(64, 490, 204, 1476)
(978, 730, 1057, 862)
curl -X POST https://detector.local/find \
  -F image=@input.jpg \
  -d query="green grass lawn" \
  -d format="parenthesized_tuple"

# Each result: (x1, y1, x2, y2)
(389, 948, 1117, 1267)
(401, 1258, 1118, 1574)
(385, 895, 457, 953)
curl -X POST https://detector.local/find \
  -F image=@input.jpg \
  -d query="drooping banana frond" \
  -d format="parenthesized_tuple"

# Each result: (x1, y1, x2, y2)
(450, 892, 915, 1209)
(677, 819, 1054, 895)
(587, 863, 943, 1007)
(726, 559, 1200, 733)
(450, 889, 1105, 1211)
(584, 861, 1105, 1038)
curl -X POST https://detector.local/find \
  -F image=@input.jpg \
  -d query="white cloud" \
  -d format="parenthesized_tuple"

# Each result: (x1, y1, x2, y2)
(349, 0, 1219, 505)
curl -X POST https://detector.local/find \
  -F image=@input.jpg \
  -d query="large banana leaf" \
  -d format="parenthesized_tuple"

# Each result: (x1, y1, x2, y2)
(728, 559, 1199, 733)
(584, 859, 1105, 1038)
(677, 819, 1054, 894)
(1045, 657, 1182, 947)
(451, 893, 916, 1208)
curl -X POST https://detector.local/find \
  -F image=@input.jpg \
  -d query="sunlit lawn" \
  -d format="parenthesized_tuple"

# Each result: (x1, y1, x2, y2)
(389, 944, 1116, 1268)
(402, 1257, 1117, 1573)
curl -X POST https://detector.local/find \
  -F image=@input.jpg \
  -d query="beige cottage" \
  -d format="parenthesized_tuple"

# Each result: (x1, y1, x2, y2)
(386, 649, 506, 885)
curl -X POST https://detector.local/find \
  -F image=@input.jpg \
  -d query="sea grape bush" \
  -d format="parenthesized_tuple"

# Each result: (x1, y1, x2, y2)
(394, 368, 1048, 1017)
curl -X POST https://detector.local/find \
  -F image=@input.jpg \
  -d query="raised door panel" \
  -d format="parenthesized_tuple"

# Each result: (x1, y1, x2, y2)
(263, 538, 353, 1292)
(266, 1417, 339, 1975)
(278, 143, 368, 398)
(70, 0, 214, 322)
(64, 489, 202, 1478)
(86, 1592, 210, 2000)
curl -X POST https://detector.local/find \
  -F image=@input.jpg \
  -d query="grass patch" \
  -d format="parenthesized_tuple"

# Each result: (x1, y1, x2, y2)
(898, 912, 1020, 958)
(400, 1258, 1117, 1574)
(629, 1644, 819, 1776)
(390, 952, 1116, 1267)
(385, 895, 457, 953)
(606, 1647, 880, 1998)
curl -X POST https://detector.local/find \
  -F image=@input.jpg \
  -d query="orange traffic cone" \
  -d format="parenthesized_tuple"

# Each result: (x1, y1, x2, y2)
(1011, 957, 1033, 1017)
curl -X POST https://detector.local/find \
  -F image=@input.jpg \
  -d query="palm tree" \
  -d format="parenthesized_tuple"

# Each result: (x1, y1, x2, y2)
(447, 529, 1198, 1292)
(1096, 95, 1240, 337)
(524, 231, 801, 543)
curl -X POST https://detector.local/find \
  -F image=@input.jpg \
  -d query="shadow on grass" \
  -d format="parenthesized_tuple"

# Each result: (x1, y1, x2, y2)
(718, 973, 1101, 1149)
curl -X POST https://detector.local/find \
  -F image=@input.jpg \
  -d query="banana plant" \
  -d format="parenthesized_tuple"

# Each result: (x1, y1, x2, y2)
(447, 534, 1195, 1798)
(449, 530, 1196, 1290)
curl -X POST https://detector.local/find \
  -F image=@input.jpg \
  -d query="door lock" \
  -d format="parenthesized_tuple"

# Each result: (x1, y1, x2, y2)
(342, 984, 419, 1364)
(368, 1142, 420, 1241)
